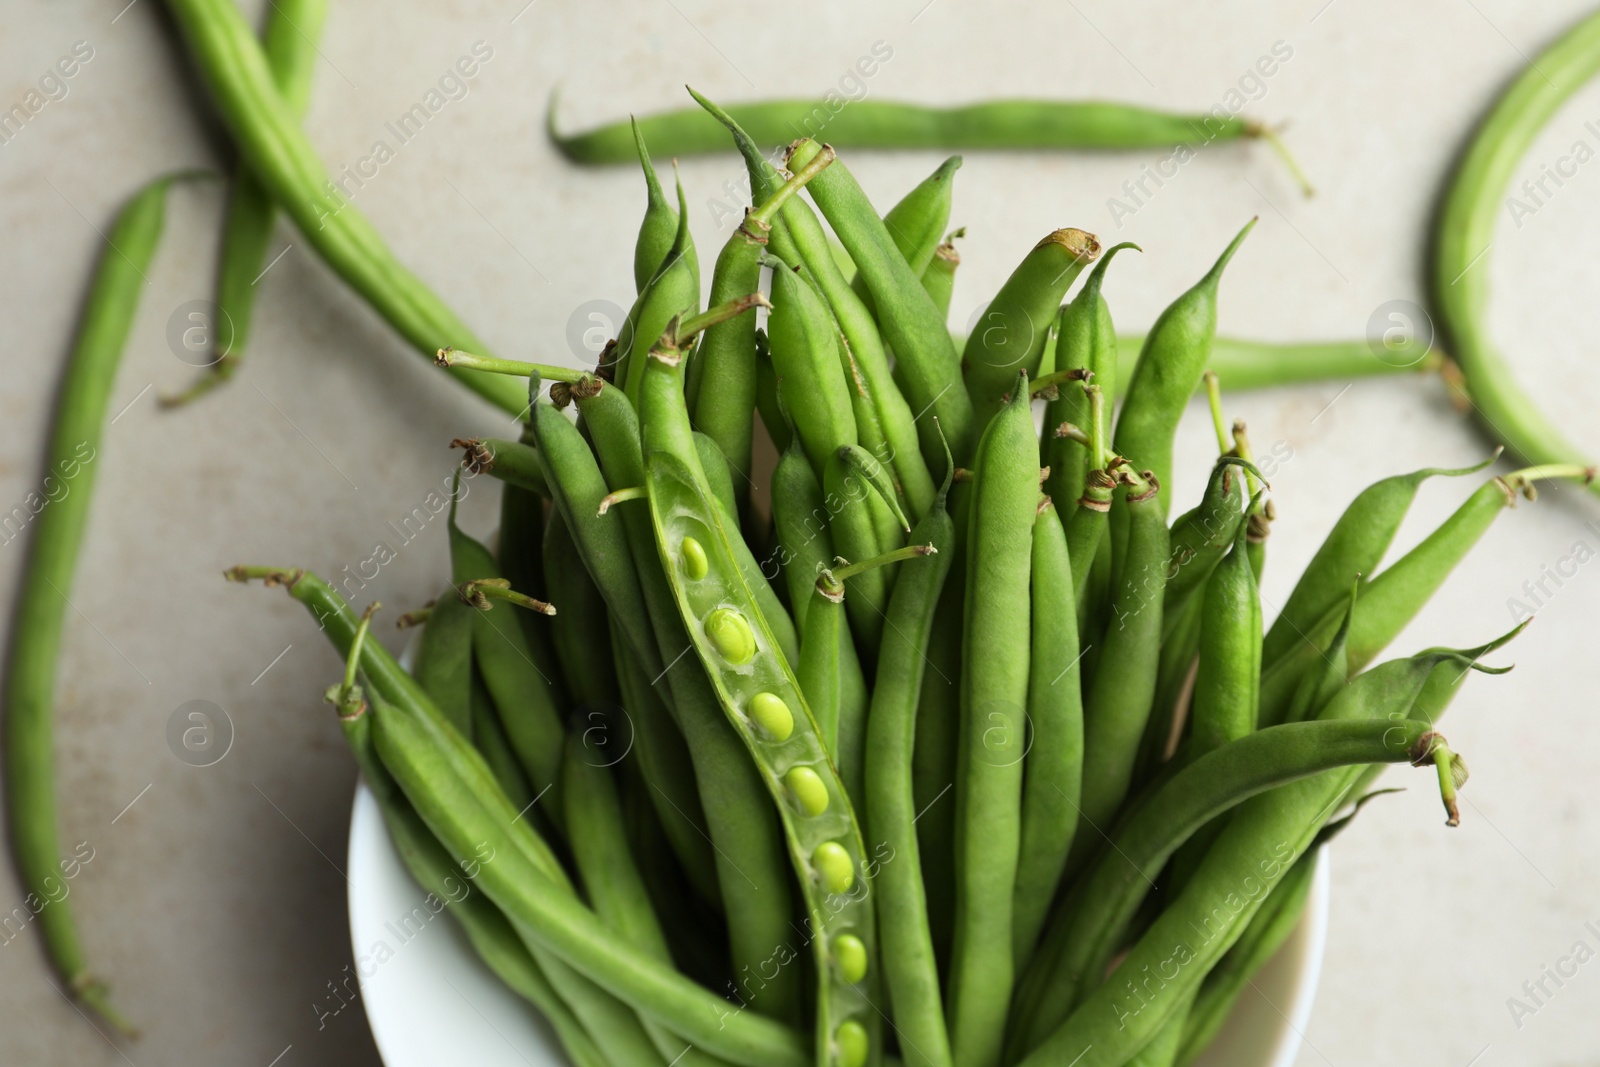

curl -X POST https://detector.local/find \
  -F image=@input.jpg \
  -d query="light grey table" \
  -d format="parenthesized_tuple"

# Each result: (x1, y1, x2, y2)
(4, 1, 1599, 1064)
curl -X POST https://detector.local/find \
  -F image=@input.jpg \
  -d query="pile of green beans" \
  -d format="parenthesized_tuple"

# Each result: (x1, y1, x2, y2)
(220, 103, 1582, 1067)
(10, 4, 1595, 1051)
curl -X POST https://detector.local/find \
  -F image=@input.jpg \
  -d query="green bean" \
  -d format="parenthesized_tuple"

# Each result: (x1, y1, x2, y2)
(163, 0, 325, 405)
(449, 511, 567, 832)
(496, 465, 564, 679)
(766, 254, 860, 476)
(771, 435, 835, 634)
(4, 173, 201, 1034)
(1111, 220, 1254, 509)
(689, 146, 835, 510)
(1073, 467, 1169, 856)
(1163, 457, 1251, 610)
(470, 672, 536, 812)
(543, 512, 620, 710)
(788, 137, 974, 473)
(1042, 242, 1137, 518)
(455, 436, 550, 497)
(1259, 459, 1491, 670)
(564, 721, 744, 1067)
(691, 91, 937, 519)
(232, 566, 807, 1066)
(618, 171, 700, 399)
(853, 156, 962, 315)
(1015, 660, 1462, 1065)
(692, 430, 803, 669)
(631, 117, 696, 295)
(563, 718, 671, 953)
(1281, 582, 1356, 725)
(569, 375, 802, 1024)
(802, 548, 920, 810)
(413, 570, 476, 739)
(948, 380, 1037, 1067)
(163, 0, 526, 413)
(1061, 385, 1114, 623)
(823, 447, 905, 661)
(532, 390, 659, 685)
(755, 328, 792, 454)
(1114, 332, 1438, 394)
(912, 568, 963, 972)
(1129, 996, 1193, 1067)
(864, 483, 957, 1067)
(610, 617, 721, 906)
(1190, 521, 1260, 755)
(639, 340, 882, 1067)
(1031, 706, 1454, 1041)
(1432, 7, 1600, 500)
(1176, 851, 1316, 1067)
(1011, 498, 1084, 970)
(549, 96, 1283, 162)
(962, 227, 1100, 422)
(1259, 465, 1590, 724)
(920, 230, 962, 322)
(336, 679, 609, 1067)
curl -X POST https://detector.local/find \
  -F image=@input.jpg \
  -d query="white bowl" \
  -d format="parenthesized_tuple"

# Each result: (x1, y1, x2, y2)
(348, 780, 1328, 1067)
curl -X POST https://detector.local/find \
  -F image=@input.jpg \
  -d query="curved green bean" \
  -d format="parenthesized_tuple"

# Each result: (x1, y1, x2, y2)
(921, 231, 962, 322)
(4, 173, 200, 1034)
(164, 0, 325, 405)
(163, 0, 525, 413)
(853, 156, 961, 315)
(1432, 7, 1600, 500)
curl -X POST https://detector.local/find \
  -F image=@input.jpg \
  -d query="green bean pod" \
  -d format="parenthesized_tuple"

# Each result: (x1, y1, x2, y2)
(788, 137, 974, 472)
(1113, 332, 1437, 395)
(164, 0, 326, 405)
(1162, 457, 1250, 610)
(1259, 465, 1588, 724)
(1042, 242, 1136, 517)
(456, 436, 550, 497)
(163, 0, 525, 412)
(4, 173, 198, 1033)
(962, 227, 1100, 422)
(852, 155, 961, 315)
(570, 376, 802, 1023)
(550, 96, 1272, 162)
(339, 705, 609, 1067)
(609, 615, 721, 904)
(912, 570, 964, 970)
(234, 567, 808, 1066)
(1432, 7, 1600, 502)
(948, 381, 1037, 1067)
(1015, 658, 1458, 1066)
(618, 173, 700, 398)
(690, 144, 837, 508)
(864, 488, 957, 1067)
(631, 117, 695, 294)
(1282, 584, 1357, 725)
(1176, 851, 1316, 1067)
(770, 436, 834, 633)
(543, 511, 620, 710)
(1129, 998, 1193, 1067)
(640, 346, 882, 1067)
(921, 232, 962, 322)
(470, 673, 535, 811)
(755, 328, 792, 454)
(1189, 521, 1260, 755)
(767, 255, 860, 477)
(692, 91, 937, 518)
(823, 449, 904, 660)
(413, 576, 475, 737)
(1112, 220, 1254, 508)
(1073, 471, 1169, 854)
(449, 515, 567, 831)
(1259, 460, 1491, 670)
(1011, 498, 1084, 970)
